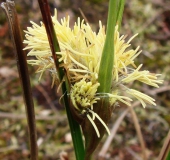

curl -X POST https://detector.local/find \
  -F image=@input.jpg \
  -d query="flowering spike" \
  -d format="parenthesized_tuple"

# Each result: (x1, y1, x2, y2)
(24, 9, 163, 159)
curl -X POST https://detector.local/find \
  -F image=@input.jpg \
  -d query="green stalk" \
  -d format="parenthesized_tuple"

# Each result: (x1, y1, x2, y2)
(98, 0, 119, 93)
(116, 0, 125, 30)
(98, 0, 125, 93)
(166, 152, 170, 160)
(83, 1, 126, 159)
(37, 1, 85, 159)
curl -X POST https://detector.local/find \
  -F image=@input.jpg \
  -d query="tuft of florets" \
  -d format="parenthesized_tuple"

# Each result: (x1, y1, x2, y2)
(24, 9, 163, 137)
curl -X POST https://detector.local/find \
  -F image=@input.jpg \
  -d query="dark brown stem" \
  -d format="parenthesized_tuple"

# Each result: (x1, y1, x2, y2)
(37, 1, 85, 159)
(158, 130, 170, 160)
(0, 1, 38, 159)
(37, 0, 61, 78)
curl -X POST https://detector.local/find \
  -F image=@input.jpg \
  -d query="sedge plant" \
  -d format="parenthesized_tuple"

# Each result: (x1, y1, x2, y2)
(2, 0, 164, 159)
(23, 0, 163, 159)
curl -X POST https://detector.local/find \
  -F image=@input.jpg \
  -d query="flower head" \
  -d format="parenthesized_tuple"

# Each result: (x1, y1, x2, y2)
(24, 9, 163, 137)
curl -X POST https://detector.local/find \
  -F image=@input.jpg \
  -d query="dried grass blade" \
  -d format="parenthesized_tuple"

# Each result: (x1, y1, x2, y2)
(158, 130, 170, 160)
(0, 1, 38, 159)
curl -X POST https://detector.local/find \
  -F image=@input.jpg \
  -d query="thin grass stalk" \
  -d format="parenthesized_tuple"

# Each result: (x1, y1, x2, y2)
(166, 152, 170, 160)
(98, 0, 125, 93)
(128, 105, 147, 160)
(37, 0, 85, 159)
(116, 0, 125, 30)
(98, 0, 118, 93)
(158, 130, 170, 160)
(0, 1, 38, 159)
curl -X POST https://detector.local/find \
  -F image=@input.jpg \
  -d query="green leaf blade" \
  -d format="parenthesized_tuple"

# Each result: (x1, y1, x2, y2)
(98, 0, 118, 93)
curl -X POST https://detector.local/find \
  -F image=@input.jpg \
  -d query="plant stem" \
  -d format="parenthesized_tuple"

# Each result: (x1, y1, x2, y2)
(98, 0, 125, 93)
(116, 0, 125, 30)
(158, 130, 170, 160)
(166, 152, 170, 160)
(98, 0, 118, 93)
(37, 1, 85, 159)
(1, 1, 38, 159)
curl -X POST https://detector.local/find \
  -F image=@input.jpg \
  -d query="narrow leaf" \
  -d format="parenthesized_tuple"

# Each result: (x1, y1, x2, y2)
(116, 0, 125, 30)
(98, 0, 118, 93)
(37, 1, 85, 159)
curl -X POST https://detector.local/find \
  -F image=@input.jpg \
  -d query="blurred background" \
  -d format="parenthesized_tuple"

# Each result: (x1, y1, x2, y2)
(0, 0, 170, 159)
